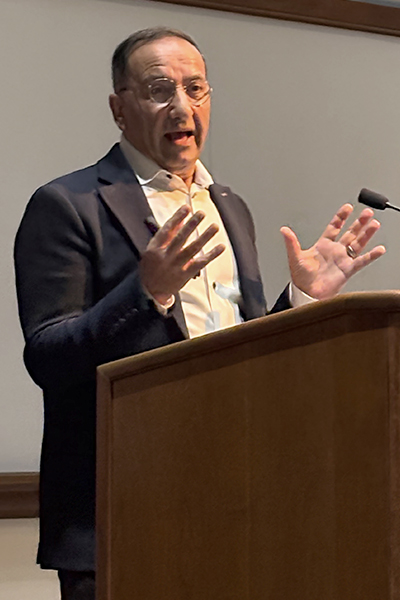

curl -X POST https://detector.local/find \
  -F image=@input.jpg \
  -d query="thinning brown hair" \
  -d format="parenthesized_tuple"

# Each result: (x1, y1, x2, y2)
(111, 27, 205, 91)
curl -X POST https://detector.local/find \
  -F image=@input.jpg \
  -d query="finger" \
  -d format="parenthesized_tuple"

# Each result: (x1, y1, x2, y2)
(177, 223, 220, 265)
(152, 205, 191, 247)
(347, 244, 386, 274)
(183, 244, 226, 278)
(165, 211, 206, 255)
(344, 219, 381, 255)
(320, 203, 354, 241)
(339, 208, 376, 247)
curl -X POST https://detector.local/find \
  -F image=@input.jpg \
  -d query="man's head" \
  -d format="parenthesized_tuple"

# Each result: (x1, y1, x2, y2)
(109, 27, 211, 185)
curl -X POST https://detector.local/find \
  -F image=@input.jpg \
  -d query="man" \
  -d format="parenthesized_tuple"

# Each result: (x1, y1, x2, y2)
(14, 27, 385, 600)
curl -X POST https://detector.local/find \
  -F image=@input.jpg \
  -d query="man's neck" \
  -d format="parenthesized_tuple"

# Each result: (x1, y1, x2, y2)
(180, 172, 195, 189)
(119, 136, 214, 190)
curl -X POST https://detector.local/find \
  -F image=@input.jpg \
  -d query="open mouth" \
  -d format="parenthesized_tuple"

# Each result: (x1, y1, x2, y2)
(165, 130, 194, 142)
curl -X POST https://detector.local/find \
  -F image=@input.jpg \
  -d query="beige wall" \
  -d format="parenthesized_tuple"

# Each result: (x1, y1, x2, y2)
(0, 520, 58, 599)
(2, 0, 400, 470)
(3, 0, 400, 595)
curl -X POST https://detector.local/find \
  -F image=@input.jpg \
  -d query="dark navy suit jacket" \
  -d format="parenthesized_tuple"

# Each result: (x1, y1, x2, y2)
(14, 144, 290, 570)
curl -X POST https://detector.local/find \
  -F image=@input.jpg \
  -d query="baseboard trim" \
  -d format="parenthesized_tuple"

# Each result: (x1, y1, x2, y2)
(0, 472, 39, 518)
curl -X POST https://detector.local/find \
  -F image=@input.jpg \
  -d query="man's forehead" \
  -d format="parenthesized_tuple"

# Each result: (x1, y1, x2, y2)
(127, 36, 206, 78)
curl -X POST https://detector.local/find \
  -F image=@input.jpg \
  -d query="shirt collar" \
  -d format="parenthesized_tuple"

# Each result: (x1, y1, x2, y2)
(119, 135, 213, 192)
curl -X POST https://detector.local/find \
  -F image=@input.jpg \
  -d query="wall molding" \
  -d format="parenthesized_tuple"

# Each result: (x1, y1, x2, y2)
(156, 0, 400, 38)
(0, 473, 39, 518)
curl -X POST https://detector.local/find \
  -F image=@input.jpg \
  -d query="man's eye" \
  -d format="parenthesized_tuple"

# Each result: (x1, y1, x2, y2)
(187, 82, 206, 98)
(150, 83, 167, 95)
(148, 80, 174, 102)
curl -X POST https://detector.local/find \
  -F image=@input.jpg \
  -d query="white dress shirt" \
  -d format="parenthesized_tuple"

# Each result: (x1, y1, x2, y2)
(120, 136, 315, 338)
(120, 136, 243, 338)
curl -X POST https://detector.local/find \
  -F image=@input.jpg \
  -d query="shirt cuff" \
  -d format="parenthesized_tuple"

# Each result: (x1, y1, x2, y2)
(142, 285, 175, 315)
(289, 282, 318, 308)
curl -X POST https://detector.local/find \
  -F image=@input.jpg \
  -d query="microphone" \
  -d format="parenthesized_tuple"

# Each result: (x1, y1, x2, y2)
(358, 188, 400, 213)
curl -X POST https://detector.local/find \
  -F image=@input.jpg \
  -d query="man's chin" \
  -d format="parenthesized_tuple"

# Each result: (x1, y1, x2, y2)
(160, 151, 200, 178)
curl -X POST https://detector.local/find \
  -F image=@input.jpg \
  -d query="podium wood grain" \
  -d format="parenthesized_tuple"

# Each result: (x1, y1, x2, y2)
(97, 292, 400, 600)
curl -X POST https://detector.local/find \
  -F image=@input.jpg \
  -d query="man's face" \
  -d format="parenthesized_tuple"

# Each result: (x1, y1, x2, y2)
(109, 36, 210, 183)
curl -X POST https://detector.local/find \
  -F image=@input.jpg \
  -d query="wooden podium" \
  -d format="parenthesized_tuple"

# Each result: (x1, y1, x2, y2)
(96, 292, 400, 600)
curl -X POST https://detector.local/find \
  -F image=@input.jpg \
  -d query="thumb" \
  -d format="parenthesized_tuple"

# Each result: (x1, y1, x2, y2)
(280, 226, 302, 268)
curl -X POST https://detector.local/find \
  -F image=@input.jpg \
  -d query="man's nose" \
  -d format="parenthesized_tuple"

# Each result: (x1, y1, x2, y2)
(169, 87, 194, 116)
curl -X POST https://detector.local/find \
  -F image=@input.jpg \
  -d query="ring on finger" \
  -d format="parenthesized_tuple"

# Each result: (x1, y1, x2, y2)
(346, 244, 357, 260)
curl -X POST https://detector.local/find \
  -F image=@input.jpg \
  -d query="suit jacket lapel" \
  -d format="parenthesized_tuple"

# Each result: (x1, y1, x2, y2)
(96, 144, 189, 336)
(97, 144, 153, 256)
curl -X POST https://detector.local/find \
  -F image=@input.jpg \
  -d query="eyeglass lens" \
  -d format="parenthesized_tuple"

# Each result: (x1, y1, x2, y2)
(149, 78, 210, 105)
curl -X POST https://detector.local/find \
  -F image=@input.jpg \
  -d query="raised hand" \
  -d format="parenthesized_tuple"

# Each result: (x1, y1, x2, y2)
(280, 203, 386, 300)
(139, 205, 225, 305)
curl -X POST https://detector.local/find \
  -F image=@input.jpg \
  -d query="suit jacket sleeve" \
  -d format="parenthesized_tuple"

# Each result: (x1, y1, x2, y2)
(14, 184, 183, 392)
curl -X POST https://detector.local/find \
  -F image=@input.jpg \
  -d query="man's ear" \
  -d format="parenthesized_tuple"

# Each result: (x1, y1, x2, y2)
(109, 94, 125, 131)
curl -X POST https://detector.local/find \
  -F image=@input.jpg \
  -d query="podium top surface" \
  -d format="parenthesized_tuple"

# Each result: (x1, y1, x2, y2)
(97, 291, 400, 384)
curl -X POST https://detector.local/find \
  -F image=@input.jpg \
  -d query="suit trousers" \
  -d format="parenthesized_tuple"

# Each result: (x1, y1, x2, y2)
(58, 570, 95, 600)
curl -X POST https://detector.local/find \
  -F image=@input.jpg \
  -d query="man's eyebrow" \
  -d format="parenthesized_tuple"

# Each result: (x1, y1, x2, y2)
(140, 74, 166, 85)
(142, 73, 207, 84)
(184, 74, 207, 82)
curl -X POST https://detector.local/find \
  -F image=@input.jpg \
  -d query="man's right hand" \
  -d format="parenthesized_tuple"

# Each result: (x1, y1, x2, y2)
(139, 205, 225, 306)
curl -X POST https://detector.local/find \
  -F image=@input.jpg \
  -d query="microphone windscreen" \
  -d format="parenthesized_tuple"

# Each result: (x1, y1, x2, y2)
(358, 188, 388, 210)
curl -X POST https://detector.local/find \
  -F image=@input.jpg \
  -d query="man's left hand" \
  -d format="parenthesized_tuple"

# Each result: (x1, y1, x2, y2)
(280, 203, 386, 300)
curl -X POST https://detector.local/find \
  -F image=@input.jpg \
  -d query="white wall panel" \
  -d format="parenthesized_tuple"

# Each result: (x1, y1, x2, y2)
(1, 0, 400, 471)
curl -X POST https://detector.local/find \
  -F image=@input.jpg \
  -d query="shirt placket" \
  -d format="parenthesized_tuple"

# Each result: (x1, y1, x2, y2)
(187, 187, 215, 316)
